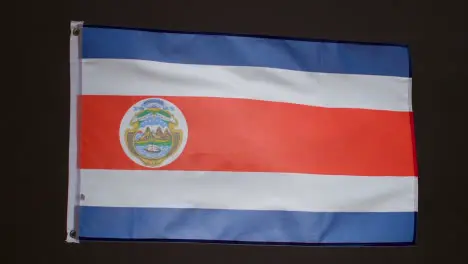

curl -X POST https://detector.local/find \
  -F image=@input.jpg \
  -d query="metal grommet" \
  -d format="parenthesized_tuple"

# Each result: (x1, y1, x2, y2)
(69, 230, 77, 238)
(72, 27, 80, 36)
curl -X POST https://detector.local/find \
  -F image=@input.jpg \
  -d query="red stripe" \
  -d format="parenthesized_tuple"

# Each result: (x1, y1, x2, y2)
(79, 95, 417, 176)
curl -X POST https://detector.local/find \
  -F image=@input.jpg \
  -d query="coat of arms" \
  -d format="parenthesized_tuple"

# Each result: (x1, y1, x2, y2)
(119, 98, 188, 168)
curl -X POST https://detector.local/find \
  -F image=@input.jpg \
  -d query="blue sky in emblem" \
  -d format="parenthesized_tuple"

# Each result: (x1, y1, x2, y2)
(139, 115, 169, 129)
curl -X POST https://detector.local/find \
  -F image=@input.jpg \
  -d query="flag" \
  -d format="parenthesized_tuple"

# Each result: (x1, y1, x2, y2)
(67, 21, 417, 244)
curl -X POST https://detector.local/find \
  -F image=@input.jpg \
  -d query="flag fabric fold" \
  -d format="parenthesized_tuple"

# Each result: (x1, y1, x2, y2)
(67, 22, 417, 244)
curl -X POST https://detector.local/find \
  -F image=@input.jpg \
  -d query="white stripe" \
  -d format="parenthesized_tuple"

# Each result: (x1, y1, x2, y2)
(80, 169, 418, 212)
(82, 59, 412, 112)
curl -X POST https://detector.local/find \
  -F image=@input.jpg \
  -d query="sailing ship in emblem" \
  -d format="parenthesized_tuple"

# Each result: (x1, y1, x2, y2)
(145, 144, 161, 153)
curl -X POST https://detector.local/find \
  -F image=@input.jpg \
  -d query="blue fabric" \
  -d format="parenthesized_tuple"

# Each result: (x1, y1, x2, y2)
(79, 206, 415, 244)
(82, 26, 410, 77)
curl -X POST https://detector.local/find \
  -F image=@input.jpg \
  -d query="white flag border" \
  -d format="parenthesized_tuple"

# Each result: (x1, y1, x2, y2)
(66, 20, 84, 243)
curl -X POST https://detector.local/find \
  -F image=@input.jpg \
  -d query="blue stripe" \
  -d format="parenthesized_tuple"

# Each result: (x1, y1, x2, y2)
(82, 26, 410, 77)
(79, 206, 415, 244)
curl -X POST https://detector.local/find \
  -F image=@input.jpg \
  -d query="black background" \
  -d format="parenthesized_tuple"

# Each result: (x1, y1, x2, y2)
(16, 0, 467, 263)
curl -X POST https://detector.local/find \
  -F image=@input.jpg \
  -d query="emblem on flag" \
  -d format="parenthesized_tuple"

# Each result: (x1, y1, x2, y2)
(119, 98, 188, 168)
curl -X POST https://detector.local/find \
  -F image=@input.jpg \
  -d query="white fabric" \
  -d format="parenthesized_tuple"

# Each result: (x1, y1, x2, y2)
(81, 169, 418, 212)
(83, 58, 412, 111)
